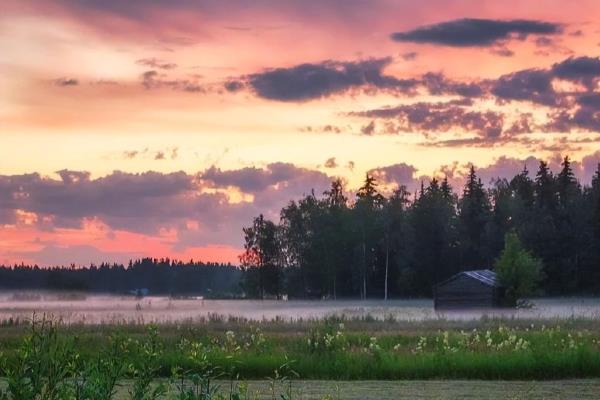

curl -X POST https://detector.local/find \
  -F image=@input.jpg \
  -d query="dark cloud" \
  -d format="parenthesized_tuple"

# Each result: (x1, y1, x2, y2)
(224, 80, 244, 92)
(545, 107, 600, 132)
(578, 93, 600, 108)
(141, 70, 160, 89)
(154, 151, 166, 160)
(201, 162, 330, 193)
(551, 56, 600, 89)
(141, 70, 205, 93)
(246, 57, 418, 101)
(421, 72, 483, 97)
(299, 125, 344, 134)
(54, 78, 79, 86)
(324, 157, 338, 168)
(0, 165, 333, 248)
(0, 170, 194, 233)
(136, 57, 177, 70)
(401, 51, 418, 61)
(535, 36, 554, 47)
(490, 47, 515, 57)
(368, 163, 417, 188)
(361, 121, 376, 135)
(351, 100, 503, 139)
(391, 18, 561, 47)
(491, 69, 558, 106)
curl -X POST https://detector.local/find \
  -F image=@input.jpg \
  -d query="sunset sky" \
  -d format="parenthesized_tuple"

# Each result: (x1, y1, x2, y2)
(2, 0, 600, 266)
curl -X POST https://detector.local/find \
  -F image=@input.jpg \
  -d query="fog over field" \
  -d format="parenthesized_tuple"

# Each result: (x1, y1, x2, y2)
(1, 293, 599, 325)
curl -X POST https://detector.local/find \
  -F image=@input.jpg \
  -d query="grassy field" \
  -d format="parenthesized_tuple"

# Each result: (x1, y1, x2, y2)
(0, 316, 599, 379)
(0, 316, 599, 399)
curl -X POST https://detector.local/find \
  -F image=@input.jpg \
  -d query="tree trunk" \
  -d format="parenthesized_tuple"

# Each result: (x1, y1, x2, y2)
(333, 275, 337, 300)
(384, 234, 389, 301)
(362, 230, 367, 300)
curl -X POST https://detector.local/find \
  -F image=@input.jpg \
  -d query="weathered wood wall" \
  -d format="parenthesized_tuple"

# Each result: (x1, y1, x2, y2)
(434, 274, 496, 309)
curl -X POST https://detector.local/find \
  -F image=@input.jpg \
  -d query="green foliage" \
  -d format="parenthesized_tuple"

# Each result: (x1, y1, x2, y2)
(127, 326, 169, 400)
(0, 316, 75, 400)
(495, 233, 543, 305)
(0, 319, 600, 397)
(73, 334, 127, 400)
(239, 156, 600, 299)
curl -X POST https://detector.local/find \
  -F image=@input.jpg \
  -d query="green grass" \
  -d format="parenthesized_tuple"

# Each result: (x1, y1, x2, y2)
(1, 317, 600, 399)
(1, 317, 599, 381)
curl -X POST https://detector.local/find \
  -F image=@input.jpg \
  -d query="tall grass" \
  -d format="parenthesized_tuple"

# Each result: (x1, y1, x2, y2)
(0, 316, 599, 399)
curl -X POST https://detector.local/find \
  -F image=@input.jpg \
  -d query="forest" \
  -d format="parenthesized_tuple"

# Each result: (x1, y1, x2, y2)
(0, 258, 240, 296)
(2, 156, 599, 301)
(240, 157, 600, 299)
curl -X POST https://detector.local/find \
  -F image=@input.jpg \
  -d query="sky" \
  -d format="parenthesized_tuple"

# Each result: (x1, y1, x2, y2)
(2, 0, 600, 266)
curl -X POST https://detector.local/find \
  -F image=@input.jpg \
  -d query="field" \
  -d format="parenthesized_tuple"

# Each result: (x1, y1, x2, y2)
(1, 297, 600, 399)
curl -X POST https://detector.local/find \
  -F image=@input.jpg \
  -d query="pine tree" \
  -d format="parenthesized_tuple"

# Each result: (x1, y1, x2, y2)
(535, 161, 556, 210)
(557, 156, 578, 207)
(459, 165, 491, 267)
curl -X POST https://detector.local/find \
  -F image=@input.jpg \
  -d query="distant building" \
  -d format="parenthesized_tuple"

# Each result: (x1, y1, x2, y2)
(434, 269, 506, 309)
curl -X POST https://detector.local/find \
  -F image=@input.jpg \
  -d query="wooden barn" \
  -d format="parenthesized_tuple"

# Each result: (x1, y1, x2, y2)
(434, 269, 505, 309)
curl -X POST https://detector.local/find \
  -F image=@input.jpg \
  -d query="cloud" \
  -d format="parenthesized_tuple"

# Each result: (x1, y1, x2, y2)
(54, 77, 79, 86)
(0, 164, 333, 252)
(490, 56, 600, 110)
(154, 151, 166, 160)
(351, 100, 503, 139)
(421, 72, 483, 97)
(535, 36, 554, 47)
(391, 18, 561, 47)
(224, 80, 244, 92)
(361, 121, 376, 135)
(551, 56, 600, 89)
(11, 0, 378, 45)
(136, 57, 177, 70)
(141, 70, 205, 92)
(123, 150, 139, 159)
(491, 69, 558, 106)
(200, 162, 330, 194)
(490, 47, 515, 57)
(246, 57, 418, 101)
(368, 163, 417, 189)
(581, 151, 600, 183)
(324, 157, 338, 168)
(237, 58, 487, 102)
(401, 51, 418, 61)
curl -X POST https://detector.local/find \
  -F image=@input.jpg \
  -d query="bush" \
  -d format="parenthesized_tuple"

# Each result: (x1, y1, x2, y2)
(495, 233, 543, 306)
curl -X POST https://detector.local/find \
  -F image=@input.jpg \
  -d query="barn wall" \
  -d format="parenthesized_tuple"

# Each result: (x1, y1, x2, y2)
(435, 275, 495, 309)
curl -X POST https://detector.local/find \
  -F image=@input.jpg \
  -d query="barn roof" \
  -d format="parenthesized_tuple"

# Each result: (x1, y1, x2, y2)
(463, 269, 498, 287)
(437, 269, 501, 288)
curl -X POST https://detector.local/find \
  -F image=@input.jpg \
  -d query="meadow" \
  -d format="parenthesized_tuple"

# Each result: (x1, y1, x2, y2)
(1, 296, 600, 399)
(1, 311, 600, 399)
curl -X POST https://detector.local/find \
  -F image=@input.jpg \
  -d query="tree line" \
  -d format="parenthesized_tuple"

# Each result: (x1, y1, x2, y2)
(0, 258, 241, 296)
(240, 157, 600, 299)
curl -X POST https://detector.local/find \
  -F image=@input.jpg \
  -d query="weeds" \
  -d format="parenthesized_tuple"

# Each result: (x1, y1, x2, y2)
(0, 318, 599, 399)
